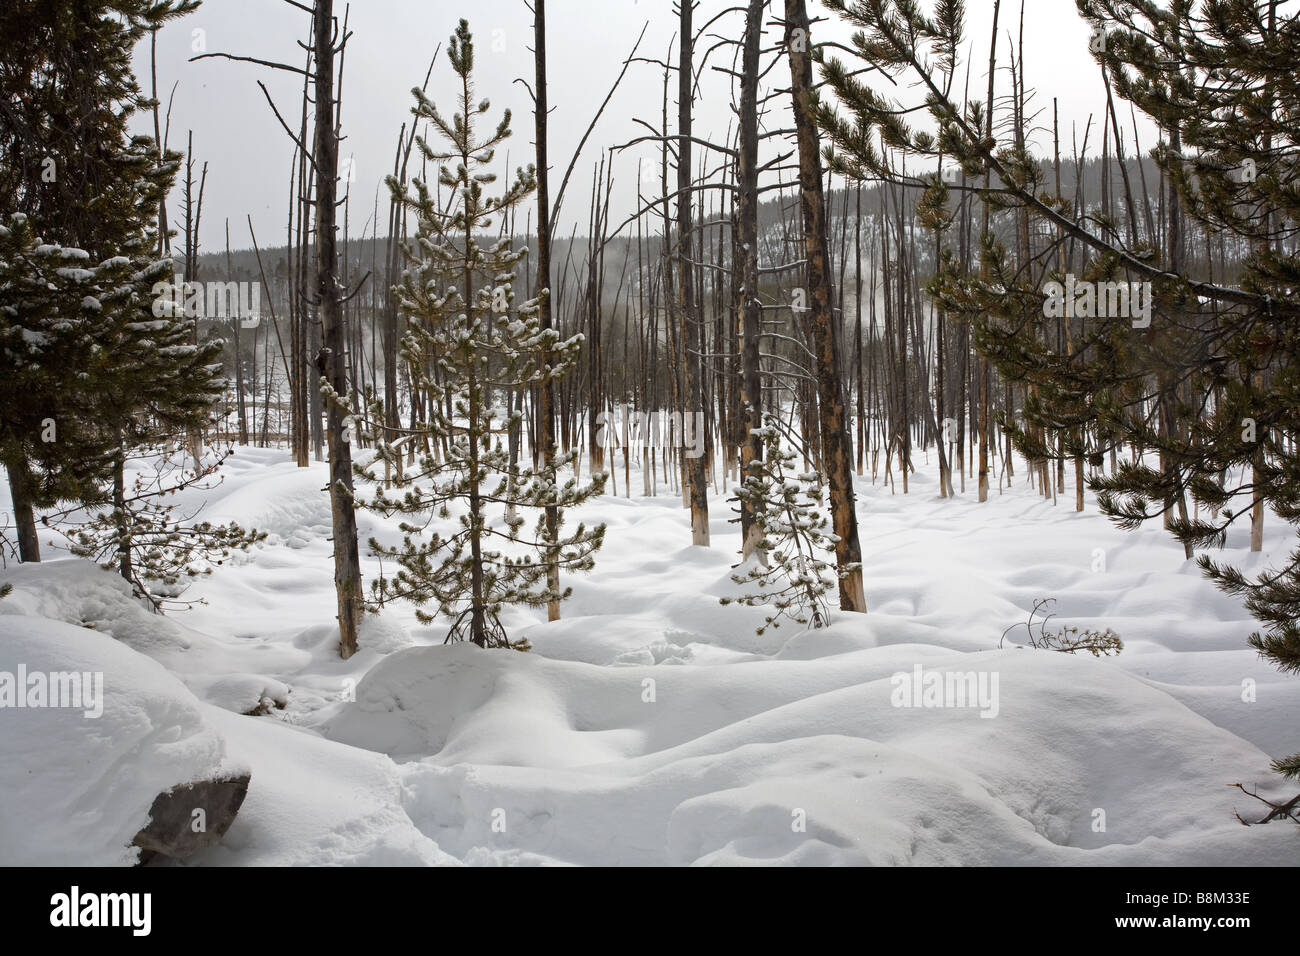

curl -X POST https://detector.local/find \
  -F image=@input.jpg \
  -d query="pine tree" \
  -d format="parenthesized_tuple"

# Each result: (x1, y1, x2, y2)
(0, 0, 197, 561)
(65, 444, 266, 611)
(65, 257, 264, 608)
(722, 420, 852, 635)
(0, 214, 119, 560)
(1074, 0, 1300, 794)
(363, 20, 606, 649)
(0, 213, 261, 606)
(1, 0, 262, 606)
(816, 0, 1300, 804)
(10, 219, 264, 607)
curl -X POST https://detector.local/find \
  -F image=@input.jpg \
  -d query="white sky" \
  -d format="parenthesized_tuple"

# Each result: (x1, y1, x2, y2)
(130, 0, 1152, 252)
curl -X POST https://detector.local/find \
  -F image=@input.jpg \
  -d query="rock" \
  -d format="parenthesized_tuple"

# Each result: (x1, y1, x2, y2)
(132, 772, 252, 863)
(202, 673, 291, 715)
(0, 613, 250, 866)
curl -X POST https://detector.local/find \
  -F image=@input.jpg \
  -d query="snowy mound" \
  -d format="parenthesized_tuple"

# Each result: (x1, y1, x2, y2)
(324, 641, 1293, 865)
(0, 559, 192, 655)
(3, 447, 1293, 866)
(0, 615, 247, 865)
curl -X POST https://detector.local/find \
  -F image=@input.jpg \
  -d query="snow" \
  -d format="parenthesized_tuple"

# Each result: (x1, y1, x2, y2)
(0, 614, 247, 866)
(186, 706, 454, 866)
(0, 443, 1296, 865)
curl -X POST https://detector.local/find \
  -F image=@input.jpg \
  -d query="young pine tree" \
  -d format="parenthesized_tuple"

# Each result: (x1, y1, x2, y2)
(722, 420, 853, 635)
(364, 20, 605, 649)
(65, 442, 266, 612)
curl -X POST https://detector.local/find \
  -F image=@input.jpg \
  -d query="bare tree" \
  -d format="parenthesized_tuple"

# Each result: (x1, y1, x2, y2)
(736, 0, 765, 559)
(784, 0, 866, 613)
(677, 0, 710, 545)
(310, 0, 363, 658)
(530, 0, 563, 620)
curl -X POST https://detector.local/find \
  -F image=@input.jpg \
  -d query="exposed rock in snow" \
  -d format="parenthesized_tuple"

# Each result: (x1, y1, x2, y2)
(0, 614, 249, 865)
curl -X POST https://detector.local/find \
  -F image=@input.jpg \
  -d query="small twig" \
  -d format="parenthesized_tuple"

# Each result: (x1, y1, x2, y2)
(1230, 783, 1300, 825)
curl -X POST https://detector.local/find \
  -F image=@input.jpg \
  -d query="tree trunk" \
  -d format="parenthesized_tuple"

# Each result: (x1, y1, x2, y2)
(226, 220, 248, 445)
(785, 0, 866, 613)
(113, 437, 131, 585)
(533, 0, 562, 620)
(677, 0, 710, 546)
(737, 0, 764, 560)
(313, 0, 363, 658)
(6, 461, 40, 562)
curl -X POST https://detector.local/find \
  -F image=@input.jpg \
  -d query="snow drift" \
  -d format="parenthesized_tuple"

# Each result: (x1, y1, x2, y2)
(0, 614, 249, 865)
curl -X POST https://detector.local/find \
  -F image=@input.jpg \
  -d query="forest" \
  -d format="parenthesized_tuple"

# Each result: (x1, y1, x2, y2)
(0, 0, 1297, 873)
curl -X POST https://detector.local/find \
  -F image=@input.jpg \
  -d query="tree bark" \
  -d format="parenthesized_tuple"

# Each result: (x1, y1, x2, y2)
(785, 0, 866, 613)
(678, 0, 710, 545)
(533, 0, 563, 620)
(737, 0, 764, 560)
(6, 461, 40, 562)
(226, 220, 248, 445)
(313, 0, 363, 658)
(113, 435, 130, 585)
(977, 0, 1000, 504)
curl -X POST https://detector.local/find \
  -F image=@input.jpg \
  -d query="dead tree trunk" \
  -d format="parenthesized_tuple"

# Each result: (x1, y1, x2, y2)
(677, 0, 710, 546)
(785, 0, 866, 613)
(736, 0, 764, 559)
(977, 0, 1000, 503)
(226, 219, 249, 445)
(312, 0, 363, 658)
(532, 0, 563, 620)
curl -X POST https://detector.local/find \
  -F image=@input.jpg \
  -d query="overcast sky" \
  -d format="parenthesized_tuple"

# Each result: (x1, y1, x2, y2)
(130, 0, 1148, 253)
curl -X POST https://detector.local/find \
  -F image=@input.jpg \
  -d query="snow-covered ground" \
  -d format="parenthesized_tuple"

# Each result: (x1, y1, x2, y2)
(1, 444, 1296, 865)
